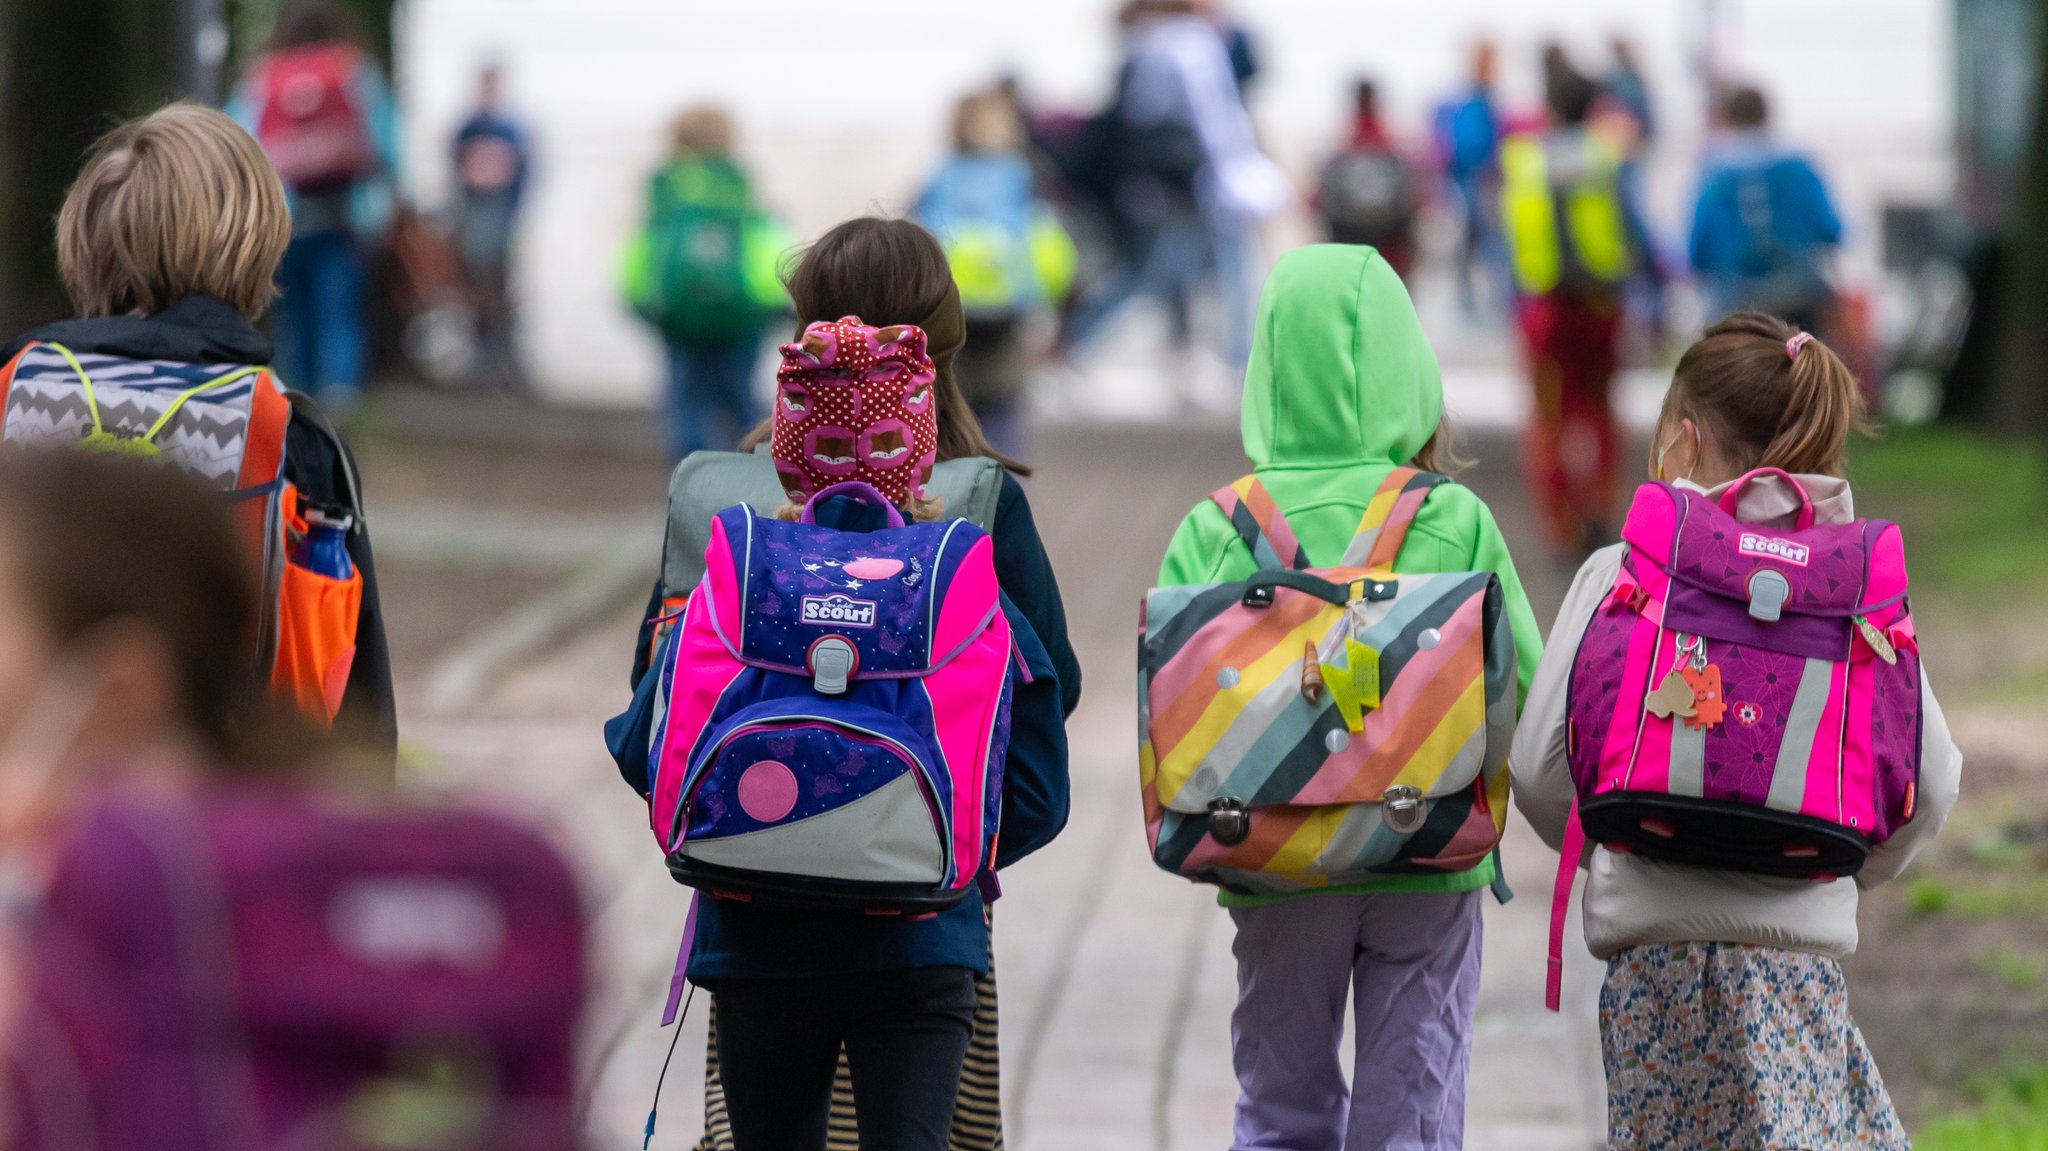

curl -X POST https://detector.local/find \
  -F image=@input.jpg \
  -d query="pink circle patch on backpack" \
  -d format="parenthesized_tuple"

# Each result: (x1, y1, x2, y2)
(736, 761, 800, 823)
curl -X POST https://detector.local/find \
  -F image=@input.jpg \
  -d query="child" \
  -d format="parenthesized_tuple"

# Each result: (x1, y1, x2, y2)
(1511, 313, 1962, 1149)
(0, 451, 586, 1150)
(1155, 244, 1541, 1150)
(228, 0, 401, 407)
(1498, 59, 1638, 558)
(0, 102, 395, 761)
(912, 88, 1076, 458)
(623, 219, 1077, 1151)
(620, 104, 790, 462)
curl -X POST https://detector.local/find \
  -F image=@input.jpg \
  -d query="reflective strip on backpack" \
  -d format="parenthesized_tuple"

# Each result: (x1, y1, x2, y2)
(1767, 658, 1837, 812)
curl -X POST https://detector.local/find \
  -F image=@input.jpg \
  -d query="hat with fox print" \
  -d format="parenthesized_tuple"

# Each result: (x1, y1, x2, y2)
(771, 315, 940, 510)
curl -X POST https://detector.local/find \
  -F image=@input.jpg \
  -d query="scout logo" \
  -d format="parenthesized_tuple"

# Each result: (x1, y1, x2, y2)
(801, 594, 877, 628)
(1738, 533, 1810, 567)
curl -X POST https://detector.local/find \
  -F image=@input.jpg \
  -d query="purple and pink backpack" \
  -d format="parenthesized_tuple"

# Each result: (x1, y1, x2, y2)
(1548, 469, 1922, 1008)
(13, 788, 586, 1150)
(645, 481, 1016, 913)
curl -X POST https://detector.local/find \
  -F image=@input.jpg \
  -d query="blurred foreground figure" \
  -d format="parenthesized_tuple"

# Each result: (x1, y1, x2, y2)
(0, 451, 588, 1150)
(451, 63, 533, 391)
(1500, 58, 1638, 558)
(914, 89, 1077, 458)
(1316, 78, 1420, 279)
(1689, 84, 1844, 332)
(228, 0, 401, 408)
(620, 105, 790, 462)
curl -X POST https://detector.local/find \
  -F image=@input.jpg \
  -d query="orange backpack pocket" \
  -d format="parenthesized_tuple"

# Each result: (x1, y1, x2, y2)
(269, 486, 364, 723)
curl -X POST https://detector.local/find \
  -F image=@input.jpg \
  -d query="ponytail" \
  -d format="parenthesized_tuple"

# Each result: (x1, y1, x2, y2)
(1661, 312, 1866, 479)
(1761, 330, 1864, 476)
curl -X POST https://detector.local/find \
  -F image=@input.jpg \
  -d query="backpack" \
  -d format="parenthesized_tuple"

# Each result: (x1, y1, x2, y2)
(1723, 163, 1832, 315)
(0, 341, 366, 726)
(1500, 133, 1633, 298)
(632, 159, 759, 345)
(1138, 469, 1519, 897)
(253, 43, 379, 193)
(1068, 59, 1205, 203)
(14, 791, 584, 1150)
(1317, 147, 1416, 246)
(1546, 469, 1922, 1008)
(643, 481, 1016, 913)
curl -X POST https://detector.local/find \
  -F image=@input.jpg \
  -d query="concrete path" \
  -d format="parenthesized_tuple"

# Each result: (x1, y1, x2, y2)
(392, 418, 1609, 1150)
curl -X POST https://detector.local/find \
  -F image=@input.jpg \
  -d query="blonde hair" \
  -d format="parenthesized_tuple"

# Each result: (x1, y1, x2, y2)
(670, 104, 735, 158)
(57, 103, 292, 322)
(951, 90, 1022, 155)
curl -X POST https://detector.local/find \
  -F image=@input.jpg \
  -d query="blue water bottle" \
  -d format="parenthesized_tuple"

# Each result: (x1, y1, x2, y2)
(293, 508, 355, 580)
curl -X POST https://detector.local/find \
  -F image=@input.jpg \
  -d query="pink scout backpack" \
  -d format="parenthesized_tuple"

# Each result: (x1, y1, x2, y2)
(645, 482, 1014, 914)
(1547, 469, 1922, 1008)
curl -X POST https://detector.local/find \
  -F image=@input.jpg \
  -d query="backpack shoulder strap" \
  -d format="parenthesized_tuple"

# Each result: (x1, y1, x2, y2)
(1339, 467, 1450, 572)
(1209, 477, 1309, 572)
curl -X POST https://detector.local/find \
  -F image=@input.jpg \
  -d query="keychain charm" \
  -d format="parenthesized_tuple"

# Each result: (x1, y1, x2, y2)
(1681, 663, 1726, 730)
(1854, 615, 1899, 665)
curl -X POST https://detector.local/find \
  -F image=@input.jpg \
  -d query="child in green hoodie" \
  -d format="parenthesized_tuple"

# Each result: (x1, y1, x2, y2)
(1156, 244, 1541, 1150)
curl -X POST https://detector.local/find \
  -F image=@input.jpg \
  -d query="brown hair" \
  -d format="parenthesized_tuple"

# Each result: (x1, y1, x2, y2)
(952, 90, 1022, 155)
(1659, 312, 1865, 479)
(670, 104, 736, 158)
(742, 217, 1028, 475)
(57, 103, 292, 322)
(267, 0, 362, 51)
(1721, 85, 1769, 130)
(0, 450, 298, 765)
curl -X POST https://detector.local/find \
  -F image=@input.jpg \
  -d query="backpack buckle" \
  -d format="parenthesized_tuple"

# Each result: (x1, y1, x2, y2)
(807, 636, 858, 695)
(1206, 797, 1251, 845)
(1382, 785, 1426, 834)
(1747, 569, 1790, 622)
(1242, 585, 1276, 609)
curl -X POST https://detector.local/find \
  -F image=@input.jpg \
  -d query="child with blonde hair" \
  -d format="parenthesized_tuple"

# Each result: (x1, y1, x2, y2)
(0, 102, 395, 758)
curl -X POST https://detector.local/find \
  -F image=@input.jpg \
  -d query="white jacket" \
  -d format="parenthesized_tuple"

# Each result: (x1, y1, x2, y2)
(1510, 473, 1963, 960)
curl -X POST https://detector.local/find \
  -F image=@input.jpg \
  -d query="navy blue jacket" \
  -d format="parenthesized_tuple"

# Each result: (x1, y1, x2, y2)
(611, 474, 1076, 979)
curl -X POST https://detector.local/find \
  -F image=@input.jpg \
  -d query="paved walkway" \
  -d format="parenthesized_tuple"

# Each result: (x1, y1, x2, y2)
(390, 418, 1609, 1150)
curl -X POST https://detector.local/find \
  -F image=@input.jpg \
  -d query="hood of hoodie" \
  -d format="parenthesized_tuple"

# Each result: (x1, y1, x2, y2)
(1241, 245, 1441, 471)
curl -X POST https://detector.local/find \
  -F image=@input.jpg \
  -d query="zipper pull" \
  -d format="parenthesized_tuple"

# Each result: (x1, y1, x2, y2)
(1854, 615, 1898, 665)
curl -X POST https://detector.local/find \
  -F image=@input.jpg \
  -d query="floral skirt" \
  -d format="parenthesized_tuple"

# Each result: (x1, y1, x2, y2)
(1600, 942, 1908, 1151)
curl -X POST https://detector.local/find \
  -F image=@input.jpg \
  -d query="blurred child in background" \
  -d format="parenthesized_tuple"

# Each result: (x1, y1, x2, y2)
(914, 88, 1076, 459)
(621, 104, 790, 463)
(1316, 78, 1421, 280)
(229, 0, 401, 409)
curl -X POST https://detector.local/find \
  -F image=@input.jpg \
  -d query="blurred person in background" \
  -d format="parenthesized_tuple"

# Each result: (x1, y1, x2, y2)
(0, 102, 396, 762)
(1316, 78, 1421, 280)
(1061, 0, 1289, 380)
(1604, 36, 1669, 338)
(450, 62, 533, 391)
(0, 451, 588, 1151)
(1500, 56, 1639, 559)
(914, 88, 1077, 459)
(229, 0, 400, 411)
(619, 105, 790, 463)
(1433, 39, 1505, 320)
(1689, 83, 1844, 334)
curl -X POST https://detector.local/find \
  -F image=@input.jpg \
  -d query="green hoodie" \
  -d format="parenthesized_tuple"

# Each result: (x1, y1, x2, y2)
(1156, 244, 1543, 904)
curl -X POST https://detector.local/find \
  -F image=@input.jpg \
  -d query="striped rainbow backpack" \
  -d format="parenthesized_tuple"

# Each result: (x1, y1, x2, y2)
(1138, 468, 1518, 896)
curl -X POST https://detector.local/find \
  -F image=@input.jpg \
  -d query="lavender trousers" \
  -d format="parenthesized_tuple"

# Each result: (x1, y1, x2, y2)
(1228, 889, 1484, 1151)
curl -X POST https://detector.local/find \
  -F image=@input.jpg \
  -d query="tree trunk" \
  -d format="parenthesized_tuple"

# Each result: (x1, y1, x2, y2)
(0, 0, 179, 332)
(1990, 0, 2048, 437)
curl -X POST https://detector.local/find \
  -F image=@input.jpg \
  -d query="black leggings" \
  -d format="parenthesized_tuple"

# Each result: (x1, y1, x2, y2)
(712, 967, 978, 1151)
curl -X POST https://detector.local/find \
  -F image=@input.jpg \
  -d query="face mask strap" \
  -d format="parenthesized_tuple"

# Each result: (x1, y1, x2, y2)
(1655, 421, 1700, 483)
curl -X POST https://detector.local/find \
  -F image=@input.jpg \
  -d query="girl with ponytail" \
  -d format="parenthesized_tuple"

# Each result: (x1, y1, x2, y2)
(1508, 312, 1962, 1149)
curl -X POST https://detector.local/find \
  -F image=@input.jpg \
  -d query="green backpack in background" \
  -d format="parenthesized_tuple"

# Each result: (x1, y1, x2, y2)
(621, 156, 786, 344)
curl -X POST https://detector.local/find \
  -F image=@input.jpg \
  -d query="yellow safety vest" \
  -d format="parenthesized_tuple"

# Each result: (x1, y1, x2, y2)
(1499, 133, 1631, 296)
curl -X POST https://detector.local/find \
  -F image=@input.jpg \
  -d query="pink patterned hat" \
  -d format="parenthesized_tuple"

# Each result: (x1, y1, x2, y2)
(771, 316, 940, 509)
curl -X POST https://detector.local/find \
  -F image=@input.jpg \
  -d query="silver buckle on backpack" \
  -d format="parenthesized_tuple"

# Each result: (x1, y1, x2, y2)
(1383, 785, 1426, 834)
(807, 637, 858, 695)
